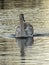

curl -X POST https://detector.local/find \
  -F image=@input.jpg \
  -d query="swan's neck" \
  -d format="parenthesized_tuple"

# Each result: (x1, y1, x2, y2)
(20, 14, 25, 36)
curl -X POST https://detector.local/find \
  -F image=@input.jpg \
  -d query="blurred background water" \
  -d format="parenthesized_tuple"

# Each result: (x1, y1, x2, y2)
(0, 0, 49, 65)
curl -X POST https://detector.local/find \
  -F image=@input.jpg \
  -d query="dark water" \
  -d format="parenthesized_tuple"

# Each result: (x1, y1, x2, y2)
(0, 0, 42, 9)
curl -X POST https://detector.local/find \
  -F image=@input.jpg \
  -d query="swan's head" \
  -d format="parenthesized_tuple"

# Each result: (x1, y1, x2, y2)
(19, 14, 25, 22)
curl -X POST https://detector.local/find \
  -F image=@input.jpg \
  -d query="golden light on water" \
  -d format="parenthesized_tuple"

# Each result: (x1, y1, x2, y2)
(0, 0, 49, 65)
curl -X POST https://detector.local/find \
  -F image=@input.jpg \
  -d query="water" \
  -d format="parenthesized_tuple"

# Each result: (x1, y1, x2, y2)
(0, 23, 49, 65)
(0, 0, 41, 9)
(0, 1, 49, 65)
(0, 36, 49, 65)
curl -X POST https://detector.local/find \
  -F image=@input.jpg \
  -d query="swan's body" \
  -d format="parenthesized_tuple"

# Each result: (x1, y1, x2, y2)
(15, 22, 34, 46)
(15, 22, 33, 36)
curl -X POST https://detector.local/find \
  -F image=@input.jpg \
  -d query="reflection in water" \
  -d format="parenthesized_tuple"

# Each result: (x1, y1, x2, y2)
(16, 37, 34, 64)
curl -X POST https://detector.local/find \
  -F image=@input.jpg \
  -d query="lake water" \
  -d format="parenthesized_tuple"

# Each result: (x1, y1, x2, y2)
(0, 31, 49, 65)
(0, 5, 49, 65)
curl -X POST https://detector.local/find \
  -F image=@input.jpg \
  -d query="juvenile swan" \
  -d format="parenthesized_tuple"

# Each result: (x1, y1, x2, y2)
(15, 14, 34, 46)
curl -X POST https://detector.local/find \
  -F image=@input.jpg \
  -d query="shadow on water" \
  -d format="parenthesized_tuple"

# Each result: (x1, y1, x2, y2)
(0, 0, 4, 9)
(0, 0, 42, 9)
(16, 37, 34, 64)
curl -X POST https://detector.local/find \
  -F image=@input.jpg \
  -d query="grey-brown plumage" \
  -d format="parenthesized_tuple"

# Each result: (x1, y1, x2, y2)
(15, 14, 34, 46)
